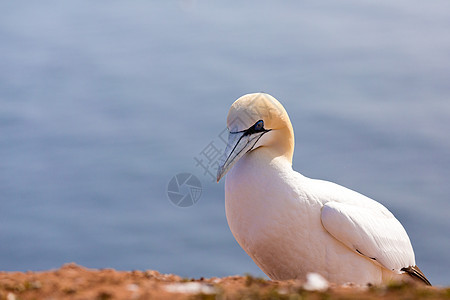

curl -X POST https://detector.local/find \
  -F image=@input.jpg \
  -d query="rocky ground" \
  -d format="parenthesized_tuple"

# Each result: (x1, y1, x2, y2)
(0, 263, 448, 300)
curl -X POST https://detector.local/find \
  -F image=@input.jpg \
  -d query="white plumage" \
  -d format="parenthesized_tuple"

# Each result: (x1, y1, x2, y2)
(216, 93, 430, 285)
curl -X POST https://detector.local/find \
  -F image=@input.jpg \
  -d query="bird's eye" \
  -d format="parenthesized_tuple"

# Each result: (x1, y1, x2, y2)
(254, 120, 264, 131)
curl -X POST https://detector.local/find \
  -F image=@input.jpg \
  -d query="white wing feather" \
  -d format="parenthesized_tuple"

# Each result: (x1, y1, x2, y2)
(321, 201, 415, 273)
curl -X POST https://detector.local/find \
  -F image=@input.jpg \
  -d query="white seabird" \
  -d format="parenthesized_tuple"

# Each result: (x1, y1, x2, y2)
(216, 93, 431, 285)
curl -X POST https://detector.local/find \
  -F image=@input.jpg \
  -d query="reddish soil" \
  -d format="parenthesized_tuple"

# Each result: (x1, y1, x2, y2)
(0, 263, 448, 299)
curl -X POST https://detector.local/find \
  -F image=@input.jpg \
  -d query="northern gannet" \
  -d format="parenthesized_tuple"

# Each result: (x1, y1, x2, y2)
(216, 93, 431, 285)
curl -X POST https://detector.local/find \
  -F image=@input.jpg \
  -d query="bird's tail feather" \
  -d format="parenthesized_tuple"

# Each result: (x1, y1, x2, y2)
(401, 265, 431, 286)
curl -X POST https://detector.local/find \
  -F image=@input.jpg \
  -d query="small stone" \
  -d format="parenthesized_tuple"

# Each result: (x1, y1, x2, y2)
(164, 282, 216, 294)
(7, 293, 16, 300)
(303, 272, 329, 292)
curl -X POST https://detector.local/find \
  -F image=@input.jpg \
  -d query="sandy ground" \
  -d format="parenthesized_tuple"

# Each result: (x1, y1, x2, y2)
(0, 263, 448, 300)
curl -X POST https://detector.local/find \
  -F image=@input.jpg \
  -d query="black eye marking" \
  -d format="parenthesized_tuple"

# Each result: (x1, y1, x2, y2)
(229, 120, 270, 136)
(245, 119, 267, 135)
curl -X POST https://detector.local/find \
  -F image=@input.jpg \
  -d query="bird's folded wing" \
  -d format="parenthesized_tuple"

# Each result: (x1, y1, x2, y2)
(321, 201, 415, 273)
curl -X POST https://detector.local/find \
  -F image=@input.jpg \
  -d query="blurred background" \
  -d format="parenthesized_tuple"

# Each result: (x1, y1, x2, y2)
(1, 0, 449, 286)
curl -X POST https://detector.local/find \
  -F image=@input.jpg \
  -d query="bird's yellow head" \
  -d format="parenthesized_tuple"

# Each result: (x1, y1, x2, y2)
(217, 93, 294, 182)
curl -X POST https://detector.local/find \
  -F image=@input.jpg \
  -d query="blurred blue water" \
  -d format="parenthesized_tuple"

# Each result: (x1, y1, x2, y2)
(0, 1, 449, 285)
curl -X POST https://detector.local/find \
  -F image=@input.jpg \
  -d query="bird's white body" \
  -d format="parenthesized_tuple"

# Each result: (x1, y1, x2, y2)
(217, 93, 428, 285)
(225, 148, 409, 284)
